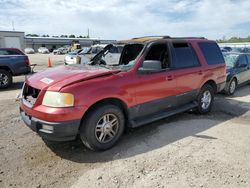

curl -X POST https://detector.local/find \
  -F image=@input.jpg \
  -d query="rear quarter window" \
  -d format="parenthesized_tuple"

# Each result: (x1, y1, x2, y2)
(0, 49, 23, 55)
(198, 42, 224, 65)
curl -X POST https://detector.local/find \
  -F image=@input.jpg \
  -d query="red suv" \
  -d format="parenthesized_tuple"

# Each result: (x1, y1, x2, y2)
(19, 36, 226, 151)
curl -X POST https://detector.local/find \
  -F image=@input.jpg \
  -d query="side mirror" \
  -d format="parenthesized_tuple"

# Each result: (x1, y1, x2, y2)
(138, 60, 162, 73)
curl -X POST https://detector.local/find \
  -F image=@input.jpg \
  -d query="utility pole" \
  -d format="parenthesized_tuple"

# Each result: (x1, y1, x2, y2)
(87, 28, 90, 38)
(12, 21, 15, 31)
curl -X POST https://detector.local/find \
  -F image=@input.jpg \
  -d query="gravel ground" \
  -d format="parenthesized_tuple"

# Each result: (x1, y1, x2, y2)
(0, 54, 250, 188)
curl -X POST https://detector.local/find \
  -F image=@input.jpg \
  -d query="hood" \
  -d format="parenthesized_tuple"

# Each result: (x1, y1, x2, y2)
(26, 64, 119, 91)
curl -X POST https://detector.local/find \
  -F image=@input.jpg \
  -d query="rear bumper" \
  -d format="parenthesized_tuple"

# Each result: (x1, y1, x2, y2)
(20, 108, 81, 141)
(216, 81, 226, 93)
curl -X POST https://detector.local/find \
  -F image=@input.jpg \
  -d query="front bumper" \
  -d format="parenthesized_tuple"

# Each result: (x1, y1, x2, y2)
(20, 108, 81, 141)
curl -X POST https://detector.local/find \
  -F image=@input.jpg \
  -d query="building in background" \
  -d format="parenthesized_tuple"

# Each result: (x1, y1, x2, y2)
(0, 30, 115, 52)
(0, 31, 25, 49)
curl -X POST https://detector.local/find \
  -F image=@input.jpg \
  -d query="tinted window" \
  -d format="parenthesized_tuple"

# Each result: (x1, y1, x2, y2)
(172, 43, 199, 68)
(0, 49, 21, 55)
(198, 42, 224, 65)
(238, 55, 247, 66)
(109, 46, 118, 53)
(246, 55, 250, 65)
(0, 50, 9, 55)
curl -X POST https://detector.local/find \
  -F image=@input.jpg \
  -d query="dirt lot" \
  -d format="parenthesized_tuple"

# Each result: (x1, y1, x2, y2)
(0, 54, 250, 188)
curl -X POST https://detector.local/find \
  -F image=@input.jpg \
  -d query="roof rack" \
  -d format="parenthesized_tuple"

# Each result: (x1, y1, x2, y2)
(132, 36, 170, 39)
(167, 37, 207, 39)
(132, 36, 206, 40)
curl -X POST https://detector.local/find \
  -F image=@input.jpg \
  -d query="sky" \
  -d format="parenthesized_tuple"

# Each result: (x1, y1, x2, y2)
(0, 0, 250, 40)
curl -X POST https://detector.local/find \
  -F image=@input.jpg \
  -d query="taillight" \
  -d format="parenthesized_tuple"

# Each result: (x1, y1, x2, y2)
(24, 56, 30, 66)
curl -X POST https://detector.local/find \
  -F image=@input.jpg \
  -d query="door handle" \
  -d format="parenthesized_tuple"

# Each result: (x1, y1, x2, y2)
(198, 70, 203, 75)
(166, 75, 173, 81)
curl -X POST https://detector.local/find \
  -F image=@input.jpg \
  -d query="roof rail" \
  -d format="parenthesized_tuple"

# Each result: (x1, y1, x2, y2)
(165, 37, 207, 39)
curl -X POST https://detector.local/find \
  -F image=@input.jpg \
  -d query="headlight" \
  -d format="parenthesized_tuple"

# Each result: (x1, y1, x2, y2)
(42, 91, 74, 107)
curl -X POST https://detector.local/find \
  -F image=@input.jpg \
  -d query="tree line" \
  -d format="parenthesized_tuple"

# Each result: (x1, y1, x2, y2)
(217, 36, 250, 43)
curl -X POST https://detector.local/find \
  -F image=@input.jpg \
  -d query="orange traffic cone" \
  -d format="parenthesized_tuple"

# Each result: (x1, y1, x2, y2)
(48, 56, 52, 68)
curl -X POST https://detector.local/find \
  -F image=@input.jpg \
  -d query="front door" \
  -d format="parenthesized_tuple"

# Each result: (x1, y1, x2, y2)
(133, 43, 177, 119)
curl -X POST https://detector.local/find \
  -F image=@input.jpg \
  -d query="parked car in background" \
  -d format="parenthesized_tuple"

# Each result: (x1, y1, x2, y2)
(223, 52, 250, 95)
(64, 45, 123, 65)
(38, 47, 49, 54)
(24, 48, 35, 54)
(223, 46, 232, 52)
(53, 47, 68, 55)
(19, 36, 226, 151)
(0, 48, 31, 88)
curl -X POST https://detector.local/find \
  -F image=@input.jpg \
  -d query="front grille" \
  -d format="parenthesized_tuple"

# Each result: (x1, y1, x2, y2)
(22, 84, 40, 107)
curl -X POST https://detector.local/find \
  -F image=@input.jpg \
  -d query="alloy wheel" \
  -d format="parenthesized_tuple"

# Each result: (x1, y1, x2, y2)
(95, 113, 119, 143)
(201, 90, 212, 110)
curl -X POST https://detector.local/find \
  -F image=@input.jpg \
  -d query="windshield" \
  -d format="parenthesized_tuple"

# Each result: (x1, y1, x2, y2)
(223, 53, 239, 68)
(94, 43, 144, 71)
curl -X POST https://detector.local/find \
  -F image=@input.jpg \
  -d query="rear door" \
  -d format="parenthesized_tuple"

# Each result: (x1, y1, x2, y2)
(236, 55, 249, 84)
(170, 42, 203, 106)
(246, 55, 250, 82)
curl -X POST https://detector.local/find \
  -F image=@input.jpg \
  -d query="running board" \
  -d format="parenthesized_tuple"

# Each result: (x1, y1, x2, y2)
(130, 102, 198, 128)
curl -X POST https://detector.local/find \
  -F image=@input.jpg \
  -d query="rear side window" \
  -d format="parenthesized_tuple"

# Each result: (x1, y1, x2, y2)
(172, 42, 200, 68)
(0, 50, 9, 55)
(238, 55, 247, 66)
(198, 42, 224, 65)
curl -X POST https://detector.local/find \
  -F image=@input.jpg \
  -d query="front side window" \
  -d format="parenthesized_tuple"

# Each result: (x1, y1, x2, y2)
(145, 43, 170, 69)
(172, 42, 199, 68)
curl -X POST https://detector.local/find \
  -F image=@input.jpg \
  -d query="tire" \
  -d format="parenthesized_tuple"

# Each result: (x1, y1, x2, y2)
(0, 69, 12, 89)
(226, 78, 237, 95)
(196, 84, 214, 114)
(80, 104, 125, 151)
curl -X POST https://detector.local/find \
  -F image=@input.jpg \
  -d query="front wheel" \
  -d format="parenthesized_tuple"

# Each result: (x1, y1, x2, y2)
(196, 84, 214, 114)
(0, 69, 12, 89)
(80, 104, 125, 151)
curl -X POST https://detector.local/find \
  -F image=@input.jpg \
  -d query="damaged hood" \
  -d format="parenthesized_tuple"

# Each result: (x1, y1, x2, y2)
(26, 64, 119, 91)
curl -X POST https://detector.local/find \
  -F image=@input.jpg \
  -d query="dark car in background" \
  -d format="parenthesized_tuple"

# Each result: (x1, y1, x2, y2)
(223, 52, 250, 95)
(0, 48, 31, 88)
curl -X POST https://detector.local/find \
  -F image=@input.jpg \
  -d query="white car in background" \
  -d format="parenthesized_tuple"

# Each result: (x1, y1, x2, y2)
(38, 47, 49, 54)
(53, 47, 68, 55)
(24, 48, 35, 54)
(64, 44, 123, 65)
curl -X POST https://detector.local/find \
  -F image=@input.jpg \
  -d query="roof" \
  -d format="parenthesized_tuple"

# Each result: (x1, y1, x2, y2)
(116, 36, 207, 44)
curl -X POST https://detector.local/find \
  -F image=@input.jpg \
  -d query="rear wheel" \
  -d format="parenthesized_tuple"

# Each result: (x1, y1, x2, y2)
(80, 104, 125, 151)
(226, 78, 237, 95)
(0, 69, 12, 89)
(196, 84, 214, 114)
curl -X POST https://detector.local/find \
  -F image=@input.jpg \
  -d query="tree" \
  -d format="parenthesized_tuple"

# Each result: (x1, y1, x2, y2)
(69, 35, 75, 38)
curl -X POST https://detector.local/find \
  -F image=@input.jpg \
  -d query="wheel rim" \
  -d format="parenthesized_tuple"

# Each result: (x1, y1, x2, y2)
(201, 90, 212, 110)
(0, 73, 9, 86)
(229, 80, 236, 94)
(95, 113, 119, 143)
